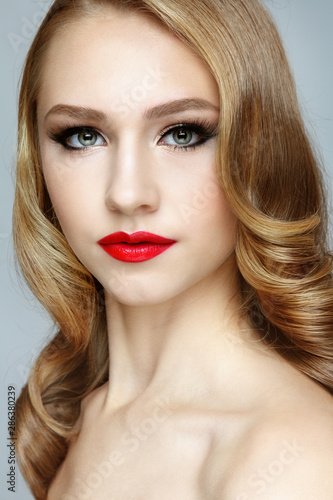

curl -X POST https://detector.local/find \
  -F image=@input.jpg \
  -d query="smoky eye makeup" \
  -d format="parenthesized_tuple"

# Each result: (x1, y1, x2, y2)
(157, 118, 219, 152)
(45, 117, 219, 154)
(46, 124, 107, 152)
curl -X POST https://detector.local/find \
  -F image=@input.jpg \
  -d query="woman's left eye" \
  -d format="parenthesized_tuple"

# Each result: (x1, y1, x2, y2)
(163, 128, 196, 146)
(158, 122, 218, 151)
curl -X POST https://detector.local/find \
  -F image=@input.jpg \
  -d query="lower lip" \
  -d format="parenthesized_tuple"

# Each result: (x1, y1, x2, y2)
(99, 242, 176, 263)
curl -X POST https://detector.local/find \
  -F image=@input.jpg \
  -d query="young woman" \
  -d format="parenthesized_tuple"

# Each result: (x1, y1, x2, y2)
(14, 0, 333, 499)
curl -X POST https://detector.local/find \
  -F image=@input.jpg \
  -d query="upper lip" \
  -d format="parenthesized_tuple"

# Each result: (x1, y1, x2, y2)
(97, 231, 176, 245)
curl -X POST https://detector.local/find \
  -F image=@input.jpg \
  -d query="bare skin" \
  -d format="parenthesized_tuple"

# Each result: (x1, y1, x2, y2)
(47, 330, 333, 500)
(39, 8, 333, 500)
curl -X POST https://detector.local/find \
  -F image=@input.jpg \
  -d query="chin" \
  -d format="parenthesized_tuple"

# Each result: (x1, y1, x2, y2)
(108, 292, 171, 308)
(103, 276, 188, 308)
(104, 281, 167, 307)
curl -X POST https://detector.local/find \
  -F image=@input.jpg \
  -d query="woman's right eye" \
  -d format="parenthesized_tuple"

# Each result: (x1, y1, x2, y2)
(49, 127, 106, 151)
(69, 130, 104, 148)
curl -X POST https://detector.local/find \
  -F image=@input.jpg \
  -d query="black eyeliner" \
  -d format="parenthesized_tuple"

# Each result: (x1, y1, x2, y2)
(158, 118, 219, 152)
(47, 118, 219, 154)
(47, 125, 104, 152)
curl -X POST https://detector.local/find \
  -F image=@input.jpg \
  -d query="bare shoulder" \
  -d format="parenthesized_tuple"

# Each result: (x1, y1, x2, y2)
(203, 391, 333, 500)
(73, 382, 109, 428)
(47, 384, 109, 499)
(81, 382, 108, 413)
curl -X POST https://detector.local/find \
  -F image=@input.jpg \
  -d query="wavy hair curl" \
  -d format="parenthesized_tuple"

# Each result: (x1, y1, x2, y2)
(13, 0, 333, 498)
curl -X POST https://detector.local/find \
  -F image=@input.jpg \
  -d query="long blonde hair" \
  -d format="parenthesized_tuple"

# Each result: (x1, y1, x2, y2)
(13, 0, 333, 498)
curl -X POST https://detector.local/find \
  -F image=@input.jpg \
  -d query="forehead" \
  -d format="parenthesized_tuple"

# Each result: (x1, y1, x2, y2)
(38, 9, 219, 116)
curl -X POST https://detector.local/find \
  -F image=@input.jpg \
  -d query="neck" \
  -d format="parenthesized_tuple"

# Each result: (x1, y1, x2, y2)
(103, 254, 284, 413)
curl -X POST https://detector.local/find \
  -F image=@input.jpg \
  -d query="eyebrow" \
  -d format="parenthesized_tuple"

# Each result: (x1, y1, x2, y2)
(44, 105, 107, 123)
(43, 98, 219, 124)
(144, 98, 219, 119)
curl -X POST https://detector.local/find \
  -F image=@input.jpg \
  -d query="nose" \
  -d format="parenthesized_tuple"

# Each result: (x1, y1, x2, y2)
(104, 140, 160, 216)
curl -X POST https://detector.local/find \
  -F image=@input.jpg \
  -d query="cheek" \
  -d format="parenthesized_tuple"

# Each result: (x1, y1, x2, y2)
(190, 172, 237, 253)
(173, 162, 236, 239)
(42, 158, 100, 243)
(202, 194, 238, 254)
(40, 140, 107, 226)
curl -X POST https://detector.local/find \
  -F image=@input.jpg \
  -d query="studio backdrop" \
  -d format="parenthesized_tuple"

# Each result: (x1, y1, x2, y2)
(0, 1, 332, 498)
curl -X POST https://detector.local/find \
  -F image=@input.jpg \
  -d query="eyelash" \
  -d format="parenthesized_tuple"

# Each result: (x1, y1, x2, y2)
(47, 119, 219, 154)
(157, 120, 218, 152)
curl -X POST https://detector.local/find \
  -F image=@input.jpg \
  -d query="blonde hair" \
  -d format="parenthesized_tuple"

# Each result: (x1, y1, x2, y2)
(13, 0, 333, 498)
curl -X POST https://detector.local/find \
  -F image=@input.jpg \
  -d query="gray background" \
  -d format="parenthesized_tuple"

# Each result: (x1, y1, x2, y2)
(1, 1, 332, 498)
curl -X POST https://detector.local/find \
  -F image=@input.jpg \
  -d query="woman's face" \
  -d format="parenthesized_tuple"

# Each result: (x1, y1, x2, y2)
(38, 8, 238, 305)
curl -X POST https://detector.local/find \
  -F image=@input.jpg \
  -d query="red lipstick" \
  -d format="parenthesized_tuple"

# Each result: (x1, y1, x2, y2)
(97, 231, 176, 263)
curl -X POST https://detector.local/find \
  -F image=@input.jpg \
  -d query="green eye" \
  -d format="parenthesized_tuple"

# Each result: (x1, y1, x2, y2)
(78, 132, 98, 146)
(172, 129, 193, 145)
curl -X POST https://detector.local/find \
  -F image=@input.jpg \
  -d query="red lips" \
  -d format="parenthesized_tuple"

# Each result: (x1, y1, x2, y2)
(97, 231, 176, 263)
